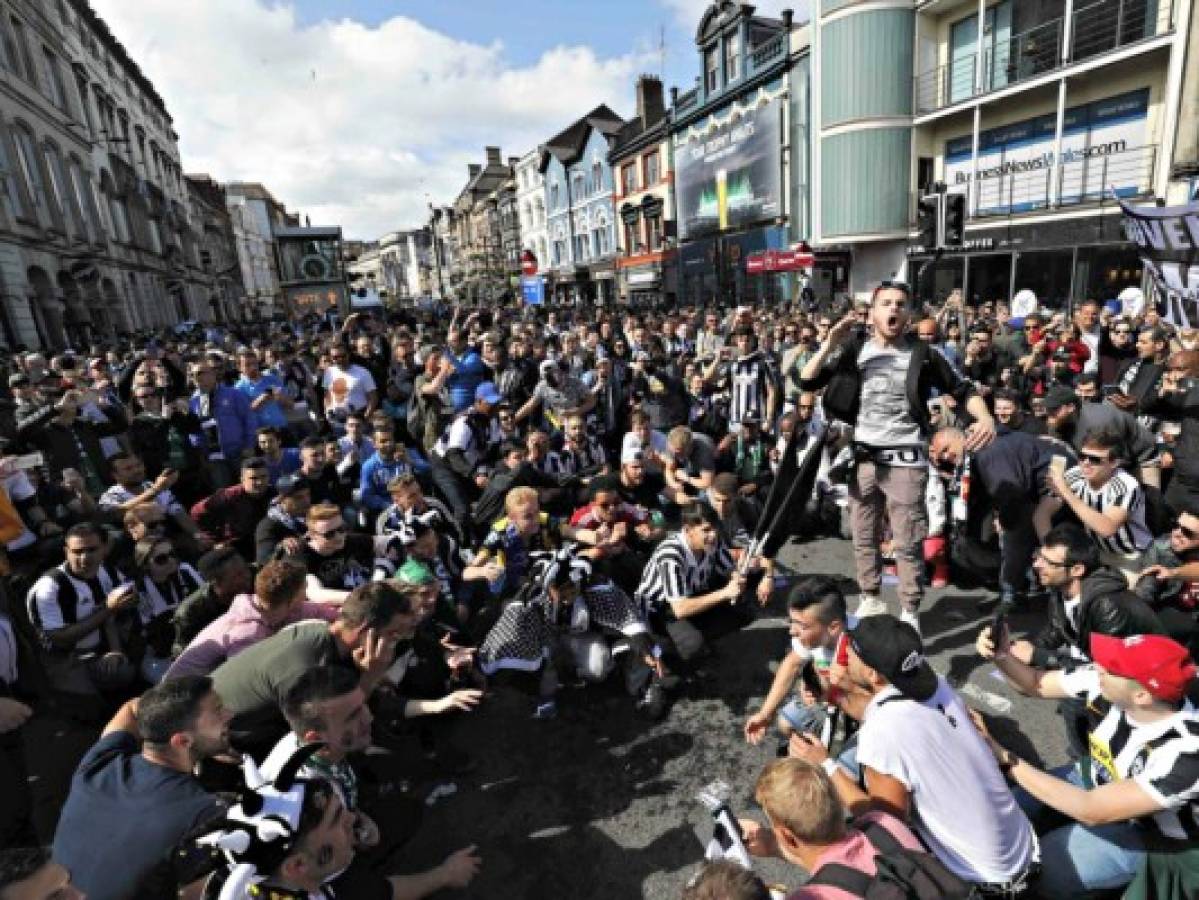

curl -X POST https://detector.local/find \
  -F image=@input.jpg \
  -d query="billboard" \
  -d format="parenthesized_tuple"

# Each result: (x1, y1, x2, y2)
(675, 98, 783, 240)
(944, 88, 1150, 214)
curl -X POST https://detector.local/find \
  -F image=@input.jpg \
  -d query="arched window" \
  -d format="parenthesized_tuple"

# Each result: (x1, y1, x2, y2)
(11, 124, 44, 211)
(41, 140, 73, 231)
(67, 156, 98, 239)
(0, 124, 28, 220)
(100, 169, 129, 243)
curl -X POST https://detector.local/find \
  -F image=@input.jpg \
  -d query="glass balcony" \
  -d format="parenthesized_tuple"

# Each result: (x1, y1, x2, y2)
(914, 0, 1173, 115)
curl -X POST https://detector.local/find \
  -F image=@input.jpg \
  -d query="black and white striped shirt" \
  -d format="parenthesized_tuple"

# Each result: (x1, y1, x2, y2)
(1061, 665, 1199, 841)
(725, 352, 775, 428)
(549, 437, 607, 478)
(1064, 467, 1152, 554)
(634, 532, 734, 617)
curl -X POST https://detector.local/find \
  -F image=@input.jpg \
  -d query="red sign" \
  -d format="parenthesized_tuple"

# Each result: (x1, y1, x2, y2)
(746, 249, 814, 274)
(520, 250, 538, 276)
(745, 253, 766, 274)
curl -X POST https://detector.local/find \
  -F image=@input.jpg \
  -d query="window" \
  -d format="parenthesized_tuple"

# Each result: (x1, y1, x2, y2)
(0, 130, 28, 219)
(68, 159, 97, 238)
(550, 183, 559, 210)
(594, 226, 608, 256)
(41, 48, 66, 109)
(644, 150, 660, 187)
(624, 219, 638, 254)
(705, 45, 720, 92)
(622, 163, 637, 196)
(7, 16, 34, 81)
(592, 161, 603, 195)
(75, 75, 98, 135)
(12, 126, 44, 210)
(725, 33, 740, 81)
(646, 214, 663, 250)
(42, 143, 72, 232)
(572, 173, 584, 202)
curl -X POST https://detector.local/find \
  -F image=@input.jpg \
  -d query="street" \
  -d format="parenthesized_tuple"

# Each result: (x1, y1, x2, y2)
(380, 533, 1070, 899)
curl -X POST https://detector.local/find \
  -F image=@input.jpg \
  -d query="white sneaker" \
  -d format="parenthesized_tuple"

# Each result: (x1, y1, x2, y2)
(854, 594, 888, 618)
(899, 608, 921, 637)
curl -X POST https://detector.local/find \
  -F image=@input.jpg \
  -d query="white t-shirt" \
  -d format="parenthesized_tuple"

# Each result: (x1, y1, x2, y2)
(857, 676, 1039, 884)
(321, 364, 376, 412)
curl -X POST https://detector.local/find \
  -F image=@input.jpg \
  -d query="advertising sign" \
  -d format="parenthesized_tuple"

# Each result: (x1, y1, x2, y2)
(944, 88, 1149, 214)
(675, 98, 783, 240)
(520, 276, 545, 305)
(1119, 199, 1199, 326)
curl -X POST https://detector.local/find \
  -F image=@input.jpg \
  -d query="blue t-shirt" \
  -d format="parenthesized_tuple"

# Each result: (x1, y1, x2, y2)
(236, 373, 288, 429)
(52, 731, 222, 900)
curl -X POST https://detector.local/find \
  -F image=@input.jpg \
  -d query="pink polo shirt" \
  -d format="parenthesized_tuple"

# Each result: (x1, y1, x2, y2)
(789, 813, 924, 900)
(165, 593, 339, 679)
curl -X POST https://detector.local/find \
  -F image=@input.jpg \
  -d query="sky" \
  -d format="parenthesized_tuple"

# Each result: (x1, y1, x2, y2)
(90, 0, 805, 239)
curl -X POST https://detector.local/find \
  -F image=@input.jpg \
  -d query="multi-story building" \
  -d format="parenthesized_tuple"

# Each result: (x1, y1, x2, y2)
(0, 0, 211, 348)
(492, 163, 522, 291)
(540, 105, 625, 304)
(515, 149, 548, 279)
(671, 3, 814, 307)
(185, 175, 243, 323)
(428, 205, 455, 300)
(449, 147, 513, 304)
(611, 75, 677, 306)
(225, 181, 294, 317)
(377, 229, 435, 302)
(902, 0, 1192, 306)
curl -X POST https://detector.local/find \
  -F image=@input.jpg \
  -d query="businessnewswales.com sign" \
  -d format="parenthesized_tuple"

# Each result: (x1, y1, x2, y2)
(1120, 199, 1199, 327)
(674, 98, 783, 241)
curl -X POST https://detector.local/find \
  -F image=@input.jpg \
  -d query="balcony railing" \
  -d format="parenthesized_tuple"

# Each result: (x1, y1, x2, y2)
(965, 143, 1156, 218)
(914, 0, 1173, 115)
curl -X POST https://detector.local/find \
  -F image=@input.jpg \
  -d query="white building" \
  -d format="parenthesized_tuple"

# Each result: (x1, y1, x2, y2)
(515, 148, 548, 276)
(225, 182, 293, 317)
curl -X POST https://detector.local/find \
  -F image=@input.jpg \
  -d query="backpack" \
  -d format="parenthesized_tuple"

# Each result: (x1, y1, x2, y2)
(806, 819, 980, 899)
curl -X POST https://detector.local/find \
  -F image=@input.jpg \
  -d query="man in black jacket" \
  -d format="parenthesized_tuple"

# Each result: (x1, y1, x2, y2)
(1110, 325, 1168, 415)
(930, 424, 1058, 606)
(799, 281, 996, 632)
(1006, 523, 1163, 758)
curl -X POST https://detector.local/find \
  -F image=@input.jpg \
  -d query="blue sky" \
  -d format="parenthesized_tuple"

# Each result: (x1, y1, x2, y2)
(288, 0, 705, 90)
(93, 0, 801, 237)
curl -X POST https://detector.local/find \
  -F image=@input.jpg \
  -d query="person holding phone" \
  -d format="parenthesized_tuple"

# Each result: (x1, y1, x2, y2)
(25, 523, 137, 701)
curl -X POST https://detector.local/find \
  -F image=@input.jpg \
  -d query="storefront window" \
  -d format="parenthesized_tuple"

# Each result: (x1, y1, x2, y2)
(1072, 245, 1143, 303)
(966, 254, 1012, 305)
(1014, 249, 1074, 309)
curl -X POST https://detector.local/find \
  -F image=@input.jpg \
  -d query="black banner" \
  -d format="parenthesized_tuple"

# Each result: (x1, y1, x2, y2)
(1119, 199, 1199, 326)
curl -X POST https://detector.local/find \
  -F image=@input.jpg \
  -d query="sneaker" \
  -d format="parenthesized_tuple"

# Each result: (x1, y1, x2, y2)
(637, 682, 669, 721)
(854, 594, 888, 618)
(899, 608, 921, 637)
(532, 700, 558, 720)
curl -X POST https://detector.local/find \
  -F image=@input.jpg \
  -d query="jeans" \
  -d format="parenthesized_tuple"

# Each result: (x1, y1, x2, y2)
(848, 462, 928, 611)
(1015, 763, 1149, 897)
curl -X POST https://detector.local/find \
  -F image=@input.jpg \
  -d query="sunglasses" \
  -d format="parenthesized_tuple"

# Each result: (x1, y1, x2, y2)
(1079, 452, 1111, 466)
(1173, 519, 1199, 540)
(315, 525, 346, 538)
(151, 552, 176, 565)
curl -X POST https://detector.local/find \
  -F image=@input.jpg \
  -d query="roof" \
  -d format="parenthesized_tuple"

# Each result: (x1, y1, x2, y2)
(538, 104, 626, 173)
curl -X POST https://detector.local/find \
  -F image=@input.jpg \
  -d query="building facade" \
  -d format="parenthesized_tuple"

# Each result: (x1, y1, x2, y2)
(0, 0, 213, 348)
(376, 229, 435, 302)
(540, 105, 624, 305)
(671, 3, 811, 307)
(225, 182, 295, 317)
(611, 75, 677, 307)
(185, 175, 243, 323)
(515, 149, 548, 283)
(904, 0, 1192, 307)
(449, 147, 513, 304)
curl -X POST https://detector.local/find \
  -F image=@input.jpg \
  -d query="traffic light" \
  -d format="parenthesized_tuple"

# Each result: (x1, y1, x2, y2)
(944, 192, 966, 246)
(917, 194, 941, 250)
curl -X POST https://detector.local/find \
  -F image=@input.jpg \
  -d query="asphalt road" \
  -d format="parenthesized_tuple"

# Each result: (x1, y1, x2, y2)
(25, 533, 1071, 899)
(394, 534, 1071, 900)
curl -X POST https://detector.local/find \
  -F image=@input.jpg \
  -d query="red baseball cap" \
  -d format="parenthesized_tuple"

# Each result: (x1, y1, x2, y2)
(1091, 634, 1197, 703)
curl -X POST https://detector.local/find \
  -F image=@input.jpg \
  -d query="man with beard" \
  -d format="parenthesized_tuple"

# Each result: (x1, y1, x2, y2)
(706, 327, 780, 434)
(1043, 385, 1159, 488)
(800, 281, 995, 632)
(190, 457, 275, 562)
(51, 676, 232, 900)
(1111, 325, 1170, 417)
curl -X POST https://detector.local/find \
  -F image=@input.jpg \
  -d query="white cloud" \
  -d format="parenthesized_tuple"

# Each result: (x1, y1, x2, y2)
(90, 1, 653, 238)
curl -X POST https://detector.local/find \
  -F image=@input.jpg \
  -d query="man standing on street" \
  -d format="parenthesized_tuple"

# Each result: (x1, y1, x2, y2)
(800, 281, 996, 631)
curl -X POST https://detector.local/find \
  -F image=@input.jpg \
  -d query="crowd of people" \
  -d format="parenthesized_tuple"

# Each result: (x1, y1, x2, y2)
(0, 287, 1195, 900)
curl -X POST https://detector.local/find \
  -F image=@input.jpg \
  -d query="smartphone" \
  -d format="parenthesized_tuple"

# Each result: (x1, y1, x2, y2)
(1101, 385, 1122, 398)
(990, 604, 1010, 656)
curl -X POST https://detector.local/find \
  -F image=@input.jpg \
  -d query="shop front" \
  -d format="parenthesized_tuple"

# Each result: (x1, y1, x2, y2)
(678, 225, 790, 307)
(618, 249, 678, 309)
(905, 212, 1144, 310)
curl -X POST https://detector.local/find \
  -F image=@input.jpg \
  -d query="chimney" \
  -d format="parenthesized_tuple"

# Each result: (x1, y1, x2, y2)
(636, 75, 665, 128)
(468, 164, 481, 178)
(485, 146, 502, 167)
(782, 8, 794, 28)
